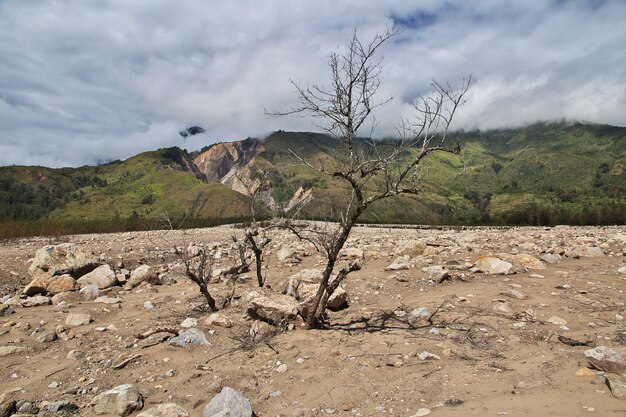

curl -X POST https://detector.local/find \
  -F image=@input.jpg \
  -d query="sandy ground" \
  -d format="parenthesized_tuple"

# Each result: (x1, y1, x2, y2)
(0, 225, 625, 416)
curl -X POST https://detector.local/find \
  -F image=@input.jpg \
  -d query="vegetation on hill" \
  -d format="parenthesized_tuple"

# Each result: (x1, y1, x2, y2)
(0, 121, 624, 238)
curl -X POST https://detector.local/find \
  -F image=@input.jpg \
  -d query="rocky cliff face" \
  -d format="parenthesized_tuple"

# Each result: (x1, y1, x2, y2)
(193, 138, 262, 185)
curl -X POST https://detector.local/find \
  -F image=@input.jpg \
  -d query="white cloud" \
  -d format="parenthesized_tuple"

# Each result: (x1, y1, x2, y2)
(0, 0, 625, 167)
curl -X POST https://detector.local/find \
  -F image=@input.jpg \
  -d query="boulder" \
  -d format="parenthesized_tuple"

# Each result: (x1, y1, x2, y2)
(77, 265, 118, 289)
(205, 313, 233, 328)
(386, 256, 411, 271)
(202, 387, 254, 417)
(473, 257, 514, 275)
(46, 275, 78, 294)
(91, 384, 143, 416)
(169, 328, 210, 348)
(296, 282, 348, 312)
(23, 273, 51, 296)
(540, 253, 562, 264)
(137, 403, 189, 417)
(65, 313, 92, 327)
(29, 243, 99, 278)
(585, 346, 626, 375)
(79, 284, 100, 301)
(509, 254, 545, 270)
(242, 289, 298, 324)
(606, 376, 626, 399)
(127, 265, 157, 288)
(569, 246, 605, 258)
(21, 295, 51, 307)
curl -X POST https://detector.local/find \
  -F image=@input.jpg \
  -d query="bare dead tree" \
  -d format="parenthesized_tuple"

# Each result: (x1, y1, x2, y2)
(232, 170, 273, 287)
(269, 28, 471, 328)
(158, 211, 217, 311)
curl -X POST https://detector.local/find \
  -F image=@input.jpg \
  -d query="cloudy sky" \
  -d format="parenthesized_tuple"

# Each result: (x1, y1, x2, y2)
(1, 0, 625, 167)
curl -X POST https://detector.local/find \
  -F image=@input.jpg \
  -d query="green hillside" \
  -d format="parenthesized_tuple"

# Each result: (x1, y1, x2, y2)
(1, 121, 624, 238)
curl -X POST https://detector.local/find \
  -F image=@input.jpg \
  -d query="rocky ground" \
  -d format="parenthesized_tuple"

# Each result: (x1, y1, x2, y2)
(0, 224, 625, 417)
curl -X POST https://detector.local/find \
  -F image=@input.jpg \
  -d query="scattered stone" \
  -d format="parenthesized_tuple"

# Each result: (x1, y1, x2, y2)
(94, 296, 122, 304)
(569, 246, 605, 258)
(417, 351, 441, 361)
(503, 289, 528, 300)
(618, 265, 626, 274)
(205, 313, 233, 328)
(0, 346, 26, 357)
(127, 265, 158, 288)
(410, 408, 431, 417)
(411, 307, 431, 319)
(547, 316, 568, 326)
(67, 350, 85, 360)
(77, 264, 118, 289)
(585, 346, 626, 374)
(23, 273, 52, 296)
(509, 254, 545, 270)
(541, 253, 562, 264)
(144, 301, 154, 310)
(386, 256, 411, 271)
(514, 380, 546, 390)
(35, 331, 57, 343)
(474, 257, 513, 275)
(21, 295, 51, 307)
(180, 318, 198, 328)
(489, 301, 513, 314)
(112, 352, 141, 370)
(202, 387, 254, 417)
(170, 328, 210, 348)
(46, 400, 78, 412)
(65, 313, 92, 327)
(393, 240, 427, 257)
(91, 384, 144, 416)
(137, 403, 190, 417)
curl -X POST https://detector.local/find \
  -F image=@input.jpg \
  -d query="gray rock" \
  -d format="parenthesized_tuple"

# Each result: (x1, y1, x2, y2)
(473, 257, 513, 275)
(540, 253, 562, 264)
(569, 246, 605, 258)
(79, 284, 100, 301)
(91, 384, 143, 416)
(386, 255, 411, 271)
(170, 328, 210, 348)
(46, 400, 78, 412)
(127, 265, 157, 288)
(77, 264, 118, 289)
(21, 295, 51, 307)
(137, 403, 189, 417)
(34, 331, 57, 343)
(29, 243, 99, 278)
(180, 318, 198, 328)
(65, 313, 92, 327)
(606, 376, 626, 399)
(202, 387, 254, 417)
(585, 346, 626, 374)
(411, 307, 431, 319)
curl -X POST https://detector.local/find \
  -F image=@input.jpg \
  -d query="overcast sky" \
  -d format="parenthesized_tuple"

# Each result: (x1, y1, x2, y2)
(1, 0, 625, 167)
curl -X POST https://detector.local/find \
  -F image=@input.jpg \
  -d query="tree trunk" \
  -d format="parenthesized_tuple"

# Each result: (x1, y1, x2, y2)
(306, 223, 353, 328)
(199, 284, 217, 311)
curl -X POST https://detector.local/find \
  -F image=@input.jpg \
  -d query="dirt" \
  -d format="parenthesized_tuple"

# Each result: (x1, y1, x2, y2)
(0, 225, 625, 416)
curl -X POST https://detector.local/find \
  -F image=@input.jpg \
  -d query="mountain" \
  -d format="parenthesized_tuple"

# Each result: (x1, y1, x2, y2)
(1, 121, 625, 237)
